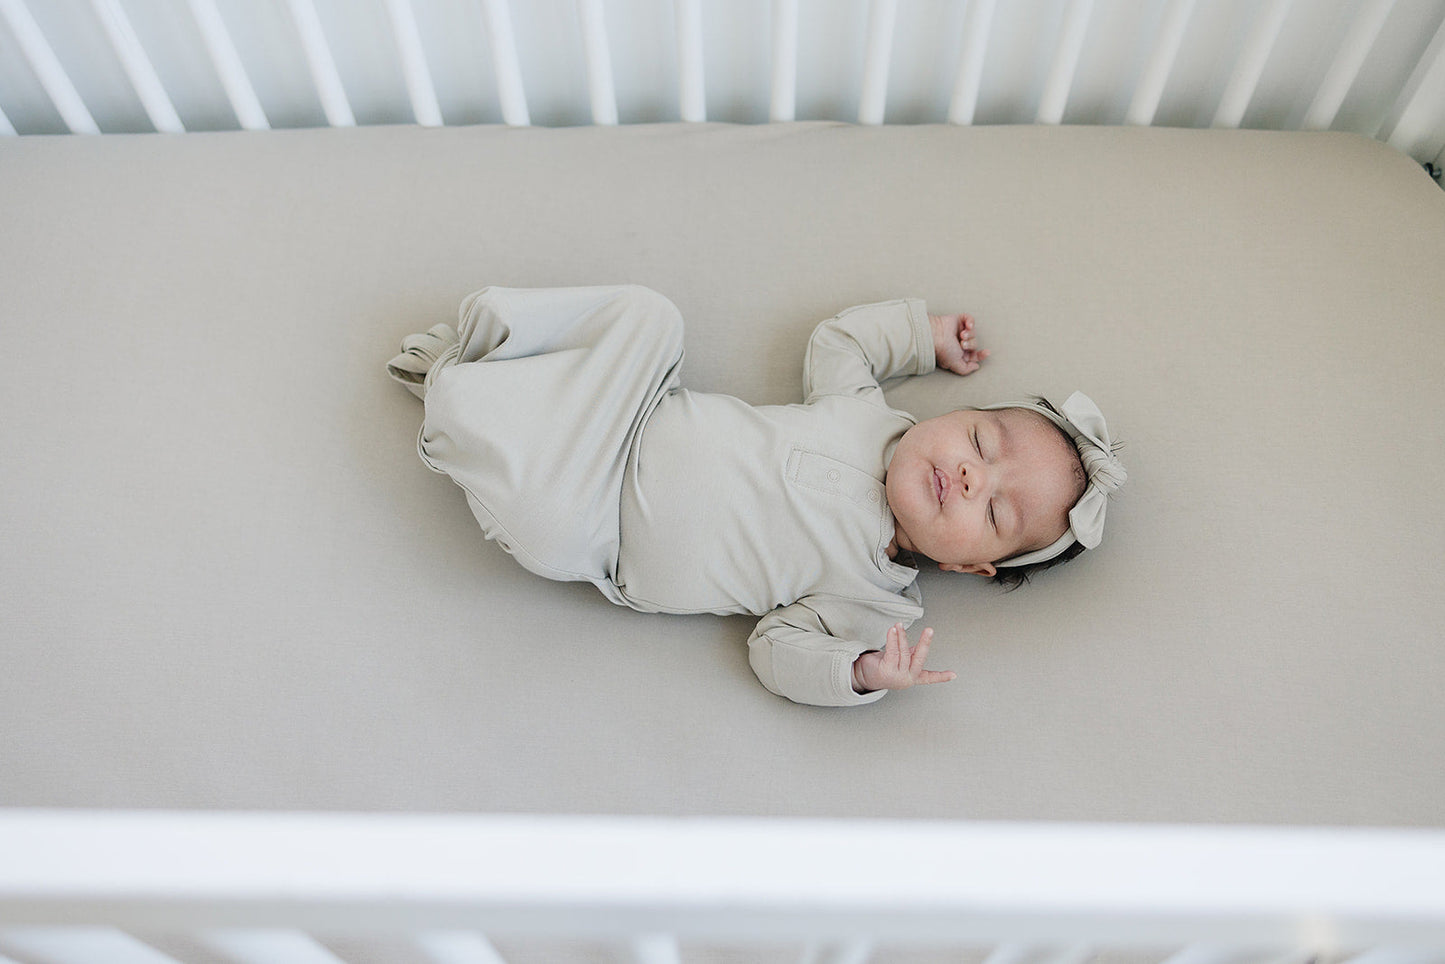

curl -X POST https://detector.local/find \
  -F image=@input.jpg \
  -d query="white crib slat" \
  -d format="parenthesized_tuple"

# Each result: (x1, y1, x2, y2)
(199, 929, 349, 964)
(414, 930, 509, 964)
(90, 0, 183, 133)
(8, 813, 1445, 943)
(1254, 951, 1318, 964)
(1125, 0, 1195, 126)
(675, 0, 705, 122)
(1301, 0, 1395, 130)
(285, 0, 355, 127)
(1339, 948, 1445, 964)
(1040, 944, 1094, 964)
(0, 103, 15, 136)
(981, 944, 1038, 964)
(479, 0, 529, 126)
(1157, 945, 1276, 964)
(815, 942, 874, 964)
(1383, 10, 1445, 158)
(1211, 0, 1291, 128)
(858, 0, 898, 125)
(770, 0, 799, 122)
(185, 0, 268, 130)
(0, 0, 100, 133)
(576, 0, 618, 125)
(0, 928, 184, 964)
(632, 934, 681, 964)
(384, 0, 443, 126)
(1035, 0, 1094, 124)
(947, 0, 996, 125)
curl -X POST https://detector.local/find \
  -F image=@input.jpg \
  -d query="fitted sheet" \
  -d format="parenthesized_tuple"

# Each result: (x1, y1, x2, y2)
(2, 122, 1442, 825)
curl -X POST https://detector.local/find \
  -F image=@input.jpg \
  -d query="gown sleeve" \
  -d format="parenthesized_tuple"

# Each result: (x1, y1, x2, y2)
(802, 298, 935, 406)
(747, 593, 924, 707)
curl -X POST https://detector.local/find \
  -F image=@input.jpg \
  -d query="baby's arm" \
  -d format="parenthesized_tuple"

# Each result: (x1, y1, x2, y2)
(928, 312, 991, 376)
(803, 301, 990, 408)
(748, 597, 955, 706)
(803, 299, 935, 405)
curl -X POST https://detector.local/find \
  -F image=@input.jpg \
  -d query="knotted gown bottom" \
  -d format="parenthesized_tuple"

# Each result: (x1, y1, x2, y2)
(416, 285, 685, 606)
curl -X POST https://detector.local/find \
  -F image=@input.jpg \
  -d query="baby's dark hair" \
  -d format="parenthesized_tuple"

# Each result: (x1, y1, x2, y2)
(989, 396, 1088, 592)
(993, 540, 1086, 591)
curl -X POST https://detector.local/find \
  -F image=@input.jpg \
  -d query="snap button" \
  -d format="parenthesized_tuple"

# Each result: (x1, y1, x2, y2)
(868, 490, 879, 503)
(827, 469, 841, 483)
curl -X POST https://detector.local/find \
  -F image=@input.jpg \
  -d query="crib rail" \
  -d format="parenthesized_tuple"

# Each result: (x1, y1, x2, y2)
(1, 1, 1444, 166)
(3, 811, 1445, 964)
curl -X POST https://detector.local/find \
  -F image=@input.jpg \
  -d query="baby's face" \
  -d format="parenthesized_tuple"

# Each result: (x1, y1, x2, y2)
(885, 408, 1081, 575)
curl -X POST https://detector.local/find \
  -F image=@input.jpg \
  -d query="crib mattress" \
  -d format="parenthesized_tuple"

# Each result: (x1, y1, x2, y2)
(2, 122, 1442, 825)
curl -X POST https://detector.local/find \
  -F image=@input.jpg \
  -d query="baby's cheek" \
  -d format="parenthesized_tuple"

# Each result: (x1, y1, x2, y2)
(945, 512, 978, 551)
(971, 518, 1004, 560)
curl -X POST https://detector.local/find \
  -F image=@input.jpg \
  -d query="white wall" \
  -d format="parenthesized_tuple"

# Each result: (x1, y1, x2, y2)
(2, 0, 1444, 164)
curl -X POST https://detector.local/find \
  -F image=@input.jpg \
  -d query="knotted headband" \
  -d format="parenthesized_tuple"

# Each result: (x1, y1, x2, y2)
(982, 391, 1126, 569)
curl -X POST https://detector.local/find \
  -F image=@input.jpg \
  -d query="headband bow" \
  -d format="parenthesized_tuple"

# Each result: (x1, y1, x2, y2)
(983, 391, 1125, 569)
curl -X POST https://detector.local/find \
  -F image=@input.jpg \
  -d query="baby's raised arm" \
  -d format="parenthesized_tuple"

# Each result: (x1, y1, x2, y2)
(801, 301, 990, 411)
(802, 299, 936, 405)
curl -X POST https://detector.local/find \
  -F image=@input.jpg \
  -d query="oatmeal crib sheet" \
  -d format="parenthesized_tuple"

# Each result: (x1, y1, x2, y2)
(2, 122, 1442, 825)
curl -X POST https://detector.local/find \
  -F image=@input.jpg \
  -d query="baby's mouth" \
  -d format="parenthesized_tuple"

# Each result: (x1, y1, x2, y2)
(933, 467, 948, 505)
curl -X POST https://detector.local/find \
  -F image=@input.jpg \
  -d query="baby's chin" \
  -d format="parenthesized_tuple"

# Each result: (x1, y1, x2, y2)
(884, 492, 931, 551)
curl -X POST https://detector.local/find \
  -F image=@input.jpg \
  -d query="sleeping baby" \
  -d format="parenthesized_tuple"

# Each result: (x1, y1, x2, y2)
(387, 285, 1125, 706)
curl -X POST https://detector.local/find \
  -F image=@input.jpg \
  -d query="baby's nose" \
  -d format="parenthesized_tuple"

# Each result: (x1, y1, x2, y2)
(960, 461, 988, 497)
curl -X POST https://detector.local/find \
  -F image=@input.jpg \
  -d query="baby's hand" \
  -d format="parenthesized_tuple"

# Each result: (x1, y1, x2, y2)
(929, 312, 990, 376)
(851, 623, 958, 694)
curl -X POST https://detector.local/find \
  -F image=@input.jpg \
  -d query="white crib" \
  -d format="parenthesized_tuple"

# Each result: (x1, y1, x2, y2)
(4, 810, 1445, 963)
(3, 3, 1445, 962)
(2, 0, 1444, 163)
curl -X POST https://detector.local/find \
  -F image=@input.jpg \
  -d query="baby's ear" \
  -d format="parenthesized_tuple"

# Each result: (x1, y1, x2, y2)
(941, 561, 996, 577)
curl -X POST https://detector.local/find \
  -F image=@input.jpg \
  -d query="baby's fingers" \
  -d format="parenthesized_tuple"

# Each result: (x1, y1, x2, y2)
(907, 628, 956, 686)
(885, 623, 905, 667)
(956, 323, 988, 374)
(909, 627, 935, 672)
